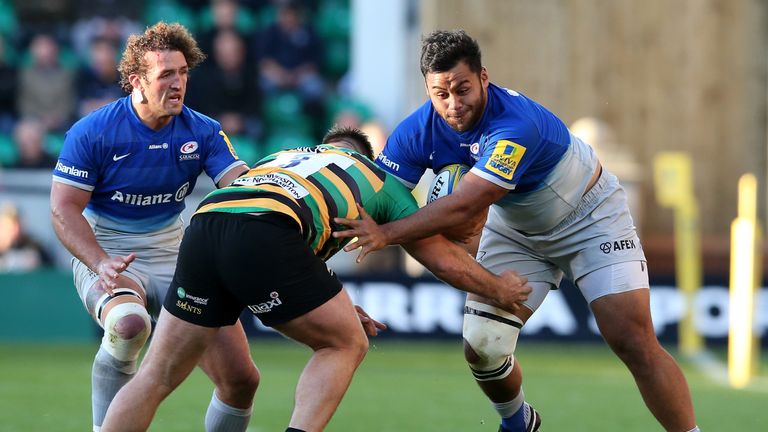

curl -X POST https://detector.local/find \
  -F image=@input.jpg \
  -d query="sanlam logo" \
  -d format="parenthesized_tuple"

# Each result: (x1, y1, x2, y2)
(56, 161, 88, 178)
(377, 154, 400, 172)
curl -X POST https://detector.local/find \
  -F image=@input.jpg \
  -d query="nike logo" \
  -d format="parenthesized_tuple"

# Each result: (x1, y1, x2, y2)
(113, 153, 130, 161)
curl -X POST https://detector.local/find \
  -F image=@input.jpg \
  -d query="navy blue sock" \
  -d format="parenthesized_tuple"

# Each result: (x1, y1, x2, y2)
(500, 403, 526, 431)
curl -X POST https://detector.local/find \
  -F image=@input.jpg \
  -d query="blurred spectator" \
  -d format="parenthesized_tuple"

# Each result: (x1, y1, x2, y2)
(197, 0, 258, 63)
(70, 15, 141, 61)
(17, 34, 76, 131)
(76, 37, 122, 117)
(70, 0, 142, 61)
(329, 98, 387, 156)
(0, 203, 52, 272)
(10, 118, 57, 169)
(257, 0, 325, 104)
(0, 34, 18, 133)
(189, 29, 262, 137)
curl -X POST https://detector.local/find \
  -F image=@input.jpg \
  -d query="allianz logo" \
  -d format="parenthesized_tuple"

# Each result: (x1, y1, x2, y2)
(110, 182, 190, 206)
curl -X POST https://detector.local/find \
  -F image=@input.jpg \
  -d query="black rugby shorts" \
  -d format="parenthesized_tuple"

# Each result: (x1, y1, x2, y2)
(164, 212, 342, 327)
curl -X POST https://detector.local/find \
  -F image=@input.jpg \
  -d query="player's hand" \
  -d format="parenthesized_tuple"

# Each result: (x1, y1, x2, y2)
(96, 253, 136, 294)
(491, 270, 532, 313)
(355, 304, 387, 337)
(333, 203, 388, 263)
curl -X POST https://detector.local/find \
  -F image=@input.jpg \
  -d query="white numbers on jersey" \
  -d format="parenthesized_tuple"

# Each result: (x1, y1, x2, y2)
(265, 152, 355, 176)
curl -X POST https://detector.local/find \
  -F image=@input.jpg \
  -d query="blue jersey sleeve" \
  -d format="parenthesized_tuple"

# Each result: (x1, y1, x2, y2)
(374, 103, 433, 189)
(53, 120, 101, 191)
(471, 127, 539, 190)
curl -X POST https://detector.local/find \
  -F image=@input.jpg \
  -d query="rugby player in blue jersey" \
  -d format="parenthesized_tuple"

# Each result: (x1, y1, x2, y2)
(334, 30, 700, 432)
(50, 22, 254, 432)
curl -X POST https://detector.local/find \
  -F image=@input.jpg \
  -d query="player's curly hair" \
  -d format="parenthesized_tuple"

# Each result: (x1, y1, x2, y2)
(322, 125, 374, 160)
(118, 22, 206, 93)
(420, 29, 482, 76)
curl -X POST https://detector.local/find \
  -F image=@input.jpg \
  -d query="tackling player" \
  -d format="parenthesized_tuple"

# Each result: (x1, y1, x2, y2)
(334, 30, 701, 432)
(50, 22, 255, 432)
(100, 126, 532, 432)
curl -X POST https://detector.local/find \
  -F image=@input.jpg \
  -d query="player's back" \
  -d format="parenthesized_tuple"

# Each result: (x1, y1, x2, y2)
(195, 145, 417, 260)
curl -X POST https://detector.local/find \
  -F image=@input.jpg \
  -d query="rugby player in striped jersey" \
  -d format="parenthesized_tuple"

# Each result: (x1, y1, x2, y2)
(101, 126, 531, 432)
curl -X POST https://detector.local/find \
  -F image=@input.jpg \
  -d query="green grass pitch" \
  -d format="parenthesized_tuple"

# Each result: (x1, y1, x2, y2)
(0, 340, 766, 431)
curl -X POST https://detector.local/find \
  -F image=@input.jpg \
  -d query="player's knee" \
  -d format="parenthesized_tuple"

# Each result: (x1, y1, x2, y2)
(218, 365, 260, 403)
(462, 300, 523, 381)
(348, 329, 369, 366)
(112, 313, 149, 340)
(101, 302, 151, 362)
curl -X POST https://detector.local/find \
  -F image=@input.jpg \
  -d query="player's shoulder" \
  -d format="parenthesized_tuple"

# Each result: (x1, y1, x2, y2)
(68, 96, 130, 136)
(485, 84, 546, 142)
(178, 105, 222, 135)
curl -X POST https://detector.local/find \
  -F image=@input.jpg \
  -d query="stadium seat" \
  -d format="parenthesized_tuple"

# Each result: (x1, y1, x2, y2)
(325, 95, 374, 128)
(262, 130, 315, 155)
(322, 38, 349, 80)
(0, 0, 18, 40)
(262, 91, 315, 136)
(144, 0, 197, 33)
(197, 4, 258, 33)
(44, 133, 65, 157)
(229, 135, 261, 166)
(0, 132, 17, 166)
(315, 0, 350, 41)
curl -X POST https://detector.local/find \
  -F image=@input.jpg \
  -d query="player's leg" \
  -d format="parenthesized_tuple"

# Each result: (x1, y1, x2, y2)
(73, 259, 152, 432)
(469, 212, 558, 432)
(198, 320, 260, 432)
(101, 308, 219, 432)
(583, 265, 698, 432)
(152, 213, 262, 432)
(463, 287, 546, 432)
(568, 171, 698, 431)
(272, 288, 369, 432)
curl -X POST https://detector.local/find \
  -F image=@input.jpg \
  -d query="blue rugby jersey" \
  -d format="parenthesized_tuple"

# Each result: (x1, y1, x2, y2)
(52, 96, 246, 233)
(376, 83, 570, 193)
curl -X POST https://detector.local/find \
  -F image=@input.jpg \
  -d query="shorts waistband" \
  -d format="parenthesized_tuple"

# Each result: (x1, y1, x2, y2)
(194, 210, 299, 230)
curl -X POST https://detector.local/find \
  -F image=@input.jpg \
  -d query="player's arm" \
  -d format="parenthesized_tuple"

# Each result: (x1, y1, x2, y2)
(50, 182, 134, 292)
(402, 234, 530, 312)
(334, 173, 507, 262)
(216, 164, 248, 188)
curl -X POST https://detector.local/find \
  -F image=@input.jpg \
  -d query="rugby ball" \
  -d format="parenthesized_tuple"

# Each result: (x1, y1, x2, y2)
(427, 164, 470, 203)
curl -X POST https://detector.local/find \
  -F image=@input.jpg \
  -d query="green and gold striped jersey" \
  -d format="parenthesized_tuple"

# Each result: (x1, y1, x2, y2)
(194, 145, 419, 260)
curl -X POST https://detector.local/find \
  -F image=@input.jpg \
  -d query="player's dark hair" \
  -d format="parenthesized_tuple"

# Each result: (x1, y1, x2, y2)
(420, 29, 482, 76)
(322, 125, 374, 160)
(118, 22, 206, 93)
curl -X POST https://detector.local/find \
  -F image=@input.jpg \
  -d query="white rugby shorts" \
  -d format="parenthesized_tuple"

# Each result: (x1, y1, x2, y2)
(72, 219, 183, 318)
(477, 170, 648, 310)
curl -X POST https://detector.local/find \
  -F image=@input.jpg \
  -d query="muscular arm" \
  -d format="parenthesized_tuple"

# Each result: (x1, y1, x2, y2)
(334, 173, 508, 262)
(402, 235, 530, 312)
(389, 172, 507, 242)
(50, 182, 133, 291)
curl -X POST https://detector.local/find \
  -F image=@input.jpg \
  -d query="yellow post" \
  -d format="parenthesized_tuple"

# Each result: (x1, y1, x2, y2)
(653, 153, 703, 356)
(728, 174, 761, 388)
